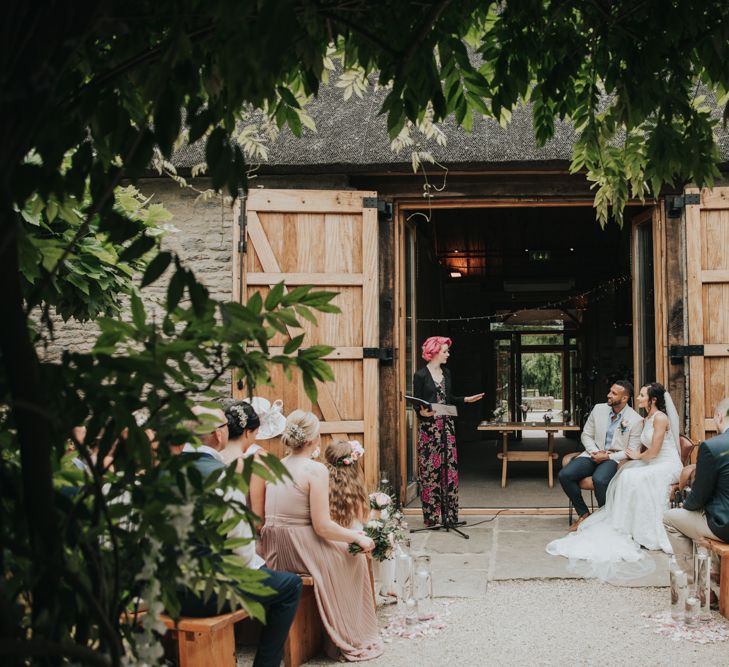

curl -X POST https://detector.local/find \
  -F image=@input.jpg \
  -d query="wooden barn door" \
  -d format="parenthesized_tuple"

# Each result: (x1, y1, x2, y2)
(233, 189, 380, 489)
(685, 187, 729, 443)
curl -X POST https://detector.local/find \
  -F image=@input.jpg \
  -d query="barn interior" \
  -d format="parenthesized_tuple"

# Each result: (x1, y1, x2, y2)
(403, 204, 654, 508)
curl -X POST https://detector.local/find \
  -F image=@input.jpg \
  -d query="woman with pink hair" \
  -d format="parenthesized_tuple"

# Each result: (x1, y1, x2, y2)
(413, 336, 484, 527)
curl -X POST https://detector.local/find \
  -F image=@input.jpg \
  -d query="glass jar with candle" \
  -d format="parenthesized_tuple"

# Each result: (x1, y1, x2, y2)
(696, 552, 712, 621)
(671, 568, 687, 622)
(685, 585, 700, 625)
(395, 550, 413, 611)
(413, 555, 434, 620)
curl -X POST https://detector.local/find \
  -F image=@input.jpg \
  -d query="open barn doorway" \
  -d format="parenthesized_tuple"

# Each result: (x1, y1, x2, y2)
(399, 202, 658, 510)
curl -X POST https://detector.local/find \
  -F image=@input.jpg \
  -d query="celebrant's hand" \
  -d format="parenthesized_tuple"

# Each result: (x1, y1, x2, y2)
(355, 534, 375, 553)
(465, 393, 485, 403)
(419, 406, 434, 418)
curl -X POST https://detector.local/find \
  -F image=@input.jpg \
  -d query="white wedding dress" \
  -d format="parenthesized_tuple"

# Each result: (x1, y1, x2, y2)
(547, 411, 682, 581)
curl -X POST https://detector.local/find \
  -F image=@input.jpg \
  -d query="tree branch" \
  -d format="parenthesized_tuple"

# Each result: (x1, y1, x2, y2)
(395, 0, 452, 82)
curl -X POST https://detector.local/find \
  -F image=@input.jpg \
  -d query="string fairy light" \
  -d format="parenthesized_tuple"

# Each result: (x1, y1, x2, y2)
(412, 274, 630, 325)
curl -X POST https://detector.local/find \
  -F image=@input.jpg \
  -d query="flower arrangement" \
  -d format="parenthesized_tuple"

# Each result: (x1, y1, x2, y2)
(370, 491, 392, 511)
(349, 494, 408, 561)
(492, 405, 506, 422)
(619, 418, 630, 434)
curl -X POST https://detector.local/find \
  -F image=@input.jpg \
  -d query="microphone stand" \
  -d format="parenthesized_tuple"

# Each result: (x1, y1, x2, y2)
(411, 412, 469, 540)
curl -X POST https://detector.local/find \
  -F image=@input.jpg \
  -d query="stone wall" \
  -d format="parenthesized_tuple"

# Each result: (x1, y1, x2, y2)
(37, 178, 235, 372)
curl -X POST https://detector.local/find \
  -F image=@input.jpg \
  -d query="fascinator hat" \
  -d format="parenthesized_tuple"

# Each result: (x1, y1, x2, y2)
(245, 397, 286, 440)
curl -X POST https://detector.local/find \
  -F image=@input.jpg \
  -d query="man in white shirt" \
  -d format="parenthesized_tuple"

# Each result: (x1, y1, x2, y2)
(178, 407, 302, 667)
(558, 380, 643, 530)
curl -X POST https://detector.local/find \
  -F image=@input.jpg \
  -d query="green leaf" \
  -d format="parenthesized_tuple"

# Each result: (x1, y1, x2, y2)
(119, 234, 156, 263)
(141, 251, 172, 287)
(283, 334, 305, 354)
(264, 282, 285, 310)
(130, 291, 146, 328)
(167, 269, 186, 310)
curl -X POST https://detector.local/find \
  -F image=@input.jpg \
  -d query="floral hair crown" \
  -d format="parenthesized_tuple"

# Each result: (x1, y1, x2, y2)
(335, 440, 365, 467)
(285, 423, 307, 446)
(229, 404, 248, 430)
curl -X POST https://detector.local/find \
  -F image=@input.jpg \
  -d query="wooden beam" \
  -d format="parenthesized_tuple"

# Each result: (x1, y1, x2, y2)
(248, 346, 365, 360)
(704, 344, 729, 357)
(362, 197, 380, 490)
(246, 272, 364, 286)
(319, 421, 365, 434)
(397, 198, 654, 211)
(701, 270, 729, 283)
(685, 188, 705, 443)
(247, 189, 367, 213)
(696, 188, 729, 209)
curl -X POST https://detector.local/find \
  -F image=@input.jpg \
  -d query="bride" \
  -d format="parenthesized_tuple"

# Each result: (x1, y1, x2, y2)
(547, 382, 682, 580)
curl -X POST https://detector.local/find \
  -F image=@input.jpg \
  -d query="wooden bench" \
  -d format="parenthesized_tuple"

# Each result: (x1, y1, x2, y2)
(156, 575, 322, 667)
(159, 607, 248, 667)
(696, 538, 729, 620)
(153, 559, 374, 667)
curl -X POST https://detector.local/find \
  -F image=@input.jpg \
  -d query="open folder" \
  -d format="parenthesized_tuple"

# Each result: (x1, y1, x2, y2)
(404, 395, 458, 417)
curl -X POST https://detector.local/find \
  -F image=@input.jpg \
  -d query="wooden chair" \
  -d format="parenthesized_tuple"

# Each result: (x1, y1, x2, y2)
(696, 537, 729, 620)
(563, 434, 697, 525)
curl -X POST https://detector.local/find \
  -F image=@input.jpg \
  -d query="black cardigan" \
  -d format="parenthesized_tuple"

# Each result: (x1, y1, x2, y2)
(412, 366, 464, 419)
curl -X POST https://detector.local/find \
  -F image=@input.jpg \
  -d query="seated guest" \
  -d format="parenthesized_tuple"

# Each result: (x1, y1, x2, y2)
(179, 406, 302, 667)
(325, 440, 369, 530)
(221, 398, 286, 521)
(260, 410, 383, 662)
(663, 397, 729, 580)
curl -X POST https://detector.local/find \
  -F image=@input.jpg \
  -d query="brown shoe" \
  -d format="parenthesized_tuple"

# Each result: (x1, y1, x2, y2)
(568, 512, 590, 532)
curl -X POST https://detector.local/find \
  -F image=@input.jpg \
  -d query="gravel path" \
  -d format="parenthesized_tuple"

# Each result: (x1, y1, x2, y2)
(299, 580, 728, 667)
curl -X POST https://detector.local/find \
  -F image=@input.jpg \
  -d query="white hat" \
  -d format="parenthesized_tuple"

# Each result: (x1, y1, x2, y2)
(245, 397, 286, 440)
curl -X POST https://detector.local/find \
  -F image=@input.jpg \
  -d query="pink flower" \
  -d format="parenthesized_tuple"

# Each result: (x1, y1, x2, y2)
(430, 453, 441, 468)
(371, 492, 391, 508)
(447, 434, 456, 445)
(448, 469, 459, 485)
(421, 486, 432, 503)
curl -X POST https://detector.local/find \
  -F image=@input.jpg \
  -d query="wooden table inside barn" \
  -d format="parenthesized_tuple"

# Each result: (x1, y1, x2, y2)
(477, 422, 582, 488)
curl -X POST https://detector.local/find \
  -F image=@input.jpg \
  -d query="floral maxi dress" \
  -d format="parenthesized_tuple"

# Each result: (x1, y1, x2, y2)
(417, 377, 458, 526)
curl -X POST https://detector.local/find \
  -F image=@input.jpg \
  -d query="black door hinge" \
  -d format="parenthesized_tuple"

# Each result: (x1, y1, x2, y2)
(363, 347, 394, 364)
(666, 193, 700, 218)
(363, 197, 393, 221)
(669, 344, 704, 364)
(237, 189, 247, 253)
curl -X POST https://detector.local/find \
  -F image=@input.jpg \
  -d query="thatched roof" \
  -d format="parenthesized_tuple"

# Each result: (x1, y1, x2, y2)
(170, 81, 729, 173)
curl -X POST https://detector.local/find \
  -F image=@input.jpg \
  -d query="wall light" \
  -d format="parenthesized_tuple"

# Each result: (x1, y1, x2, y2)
(449, 271, 463, 278)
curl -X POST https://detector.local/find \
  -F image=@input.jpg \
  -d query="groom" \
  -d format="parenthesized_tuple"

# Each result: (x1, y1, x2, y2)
(559, 380, 643, 530)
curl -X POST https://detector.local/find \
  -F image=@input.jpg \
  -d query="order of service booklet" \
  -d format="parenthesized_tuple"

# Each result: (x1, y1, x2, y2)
(404, 395, 458, 417)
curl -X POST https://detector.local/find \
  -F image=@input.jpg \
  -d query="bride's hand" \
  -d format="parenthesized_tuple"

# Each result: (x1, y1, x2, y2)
(624, 447, 640, 460)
